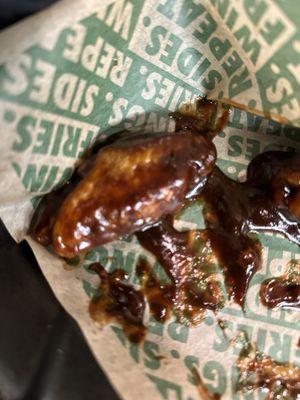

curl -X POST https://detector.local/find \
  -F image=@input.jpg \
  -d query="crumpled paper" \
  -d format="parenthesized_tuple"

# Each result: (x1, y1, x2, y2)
(0, 1, 299, 399)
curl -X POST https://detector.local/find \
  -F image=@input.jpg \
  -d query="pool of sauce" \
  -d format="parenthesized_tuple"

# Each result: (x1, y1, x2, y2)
(136, 258, 175, 323)
(88, 262, 146, 343)
(201, 151, 300, 307)
(137, 222, 225, 324)
(89, 252, 224, 343)
(136, 151, 300, 310)
(260, 260, 300, 310)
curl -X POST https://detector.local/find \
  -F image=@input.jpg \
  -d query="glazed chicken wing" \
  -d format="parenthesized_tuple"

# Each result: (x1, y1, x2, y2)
(32, 129, 216, 257)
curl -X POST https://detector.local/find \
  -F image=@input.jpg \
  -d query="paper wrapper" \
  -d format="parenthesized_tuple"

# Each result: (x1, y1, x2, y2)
(0, 1, 299, 398)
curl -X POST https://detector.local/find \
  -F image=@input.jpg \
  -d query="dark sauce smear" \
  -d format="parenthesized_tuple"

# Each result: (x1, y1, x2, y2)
(237, 339, 300, 399)
(89, 249, 224, 343)
(89, 263, 146, 343)
(30, 99, 300, 352)
(260, 260, 300, 310)
(135, 151, 300, 311)
(192, 367, 221, 400)
(136, 258, 175, 323)
(197, 152, 300, 308)
(173, 97, 230, 141)
(137, 220, 225, 324)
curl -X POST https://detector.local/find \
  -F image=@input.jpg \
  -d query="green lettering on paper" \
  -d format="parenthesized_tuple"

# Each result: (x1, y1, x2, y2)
(22, 163, 48, 192)
(147, 374, 183, 400)
(63, 126, 81, 157)
(228, 135, 243, 157)
(33, 119, 53, 154)
(260, 20, 285, 45)
(234, 26, 260, 64)
(157, 0, 176, 20)
(244, 0, 267, 25)
(176, 0, 205, 28)
(13, 115, 35, 152)
(143, 340, 161, 370)
(41, 165, 59, 192)
(222, 50, 243, 78)
(211, 0, 229, 19)
(229, 67, 252, 97)
(160, 33, 182, 67)
(167, 321, 189, 343)
(246, 112, 263, 133)
(177, 47, 202, 76)
(269, 331, 292, 363)
(148, 317, 164, 337)
(146, 26, 167, 56)
(184, 355, 199, 385)
(203, 360, 227, 395)
(193, 12, 217, 44)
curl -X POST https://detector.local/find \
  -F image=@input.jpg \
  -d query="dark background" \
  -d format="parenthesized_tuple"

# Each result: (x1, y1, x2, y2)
(0, 0, 58, 29)
(0, 1, 120, 399)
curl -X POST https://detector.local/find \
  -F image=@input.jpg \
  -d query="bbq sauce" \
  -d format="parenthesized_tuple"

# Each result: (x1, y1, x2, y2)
(173, 97, 230, 140)
(89, 263, 146, 343)
(32, 128, 216, 258)
(260, 260, 300, 310)
(89, 251, 224, 342)
(198, 151, 300, 308)
(137, 219, 225, 325)
(135, 151, 300, 310)
(31, 98, 228, 256)
(30, 99, 300, 346)
(192, 367, 221, 400)
(136, 258, 175, 323)
(237, 340, 300, 399)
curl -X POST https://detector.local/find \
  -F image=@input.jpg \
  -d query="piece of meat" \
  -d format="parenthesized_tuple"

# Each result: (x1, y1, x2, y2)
(33, 129, 216, 258)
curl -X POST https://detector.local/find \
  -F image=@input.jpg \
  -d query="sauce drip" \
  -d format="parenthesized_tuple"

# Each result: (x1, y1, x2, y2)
(260, 260, 300, 310)
(89, 263, 146, 343)
(137, 219, 225, 324)
(89, 249, 224, 342)
(135, 151, 300, 311)
(136, 258, 175, 323)
(173, 97, 230, 141)
(198, 151, 300, 307)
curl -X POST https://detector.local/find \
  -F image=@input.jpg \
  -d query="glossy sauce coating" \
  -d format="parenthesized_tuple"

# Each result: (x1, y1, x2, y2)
(199, 151, 300, 307)
(260, 260, 300, 310)
(136, 258, 175, 323)
(89, 263, 146, 343)
(137, 219, 225, 324)
(31, 103, 300, 352)
(32, 129, 216, 258)
(135, 151, 300, 311)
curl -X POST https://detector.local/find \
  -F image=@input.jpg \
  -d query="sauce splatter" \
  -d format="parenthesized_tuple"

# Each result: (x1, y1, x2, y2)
(137, 219, 225, 325)
(237, 338, 300, 399)
(89, 263, 146, 343)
